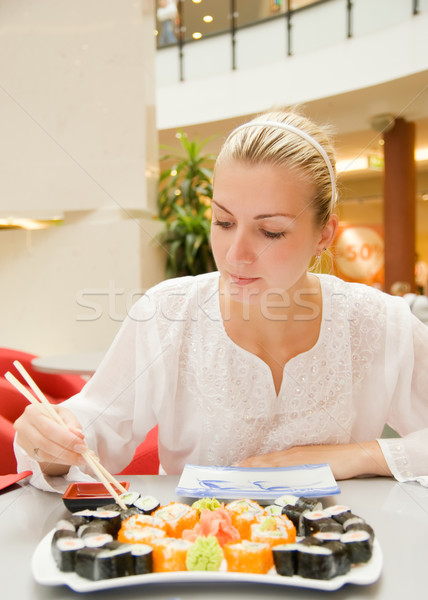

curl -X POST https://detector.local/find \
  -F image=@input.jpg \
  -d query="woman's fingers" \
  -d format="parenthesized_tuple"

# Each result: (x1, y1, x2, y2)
(14, 403, 87, 467)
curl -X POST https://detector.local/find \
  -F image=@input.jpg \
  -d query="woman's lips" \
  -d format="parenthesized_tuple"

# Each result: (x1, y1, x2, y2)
(230, 273, 260, 286)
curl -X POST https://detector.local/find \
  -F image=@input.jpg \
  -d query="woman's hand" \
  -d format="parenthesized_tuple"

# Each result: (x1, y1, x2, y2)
(237, 442, 392, 480)
(14, 404, 88, 476)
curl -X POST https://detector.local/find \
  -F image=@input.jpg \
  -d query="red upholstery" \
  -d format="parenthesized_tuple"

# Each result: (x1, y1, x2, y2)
(0, 347, 86, 403)
(0, 413, 17, 475)
(0, 348, 159, 476)
(118, 426, 160, 475)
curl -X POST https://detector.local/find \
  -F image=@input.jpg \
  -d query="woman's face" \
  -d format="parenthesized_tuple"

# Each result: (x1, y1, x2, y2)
(211, 161, 329, 305)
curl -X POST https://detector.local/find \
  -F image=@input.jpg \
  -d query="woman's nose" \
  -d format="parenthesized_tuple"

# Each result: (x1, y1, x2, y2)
(226, 231, 256, 265)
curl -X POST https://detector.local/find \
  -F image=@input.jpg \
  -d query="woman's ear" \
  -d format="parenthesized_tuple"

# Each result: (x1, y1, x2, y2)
(318, 213, 339, 252)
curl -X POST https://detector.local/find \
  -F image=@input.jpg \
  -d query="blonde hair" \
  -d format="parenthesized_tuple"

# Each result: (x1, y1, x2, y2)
(215, 109, 337, 226)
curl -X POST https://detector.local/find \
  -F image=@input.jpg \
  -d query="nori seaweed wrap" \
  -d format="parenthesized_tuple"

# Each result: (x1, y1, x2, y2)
(52, 537, 85, 572)
(341, 530, 373, 563)
(272, 543, 299, 576)
(296, 545, 336, 580)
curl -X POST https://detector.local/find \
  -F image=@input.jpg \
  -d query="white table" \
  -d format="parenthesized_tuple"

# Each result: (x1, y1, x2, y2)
(1, 475, 427, 599)
(31, 351, 105, 377)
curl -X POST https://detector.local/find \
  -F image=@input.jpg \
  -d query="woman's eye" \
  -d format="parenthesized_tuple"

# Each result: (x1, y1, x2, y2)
(261, 230, 286, 239)
(213, 219, 233, 229)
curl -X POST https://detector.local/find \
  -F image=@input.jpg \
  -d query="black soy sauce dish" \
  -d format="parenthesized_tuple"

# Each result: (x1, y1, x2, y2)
(62, 482, 130, 512)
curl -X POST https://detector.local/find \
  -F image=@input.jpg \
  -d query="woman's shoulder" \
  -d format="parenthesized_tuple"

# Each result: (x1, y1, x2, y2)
(317, 273, 408, 316)
(129, 272, 220, 320)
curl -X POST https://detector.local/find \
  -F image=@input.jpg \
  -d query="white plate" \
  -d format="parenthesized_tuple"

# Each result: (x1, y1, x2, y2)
(32, 529, 382, 593)
(176, 464, 340, 500)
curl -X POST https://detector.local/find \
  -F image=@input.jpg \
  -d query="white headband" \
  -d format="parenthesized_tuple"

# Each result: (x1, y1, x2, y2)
(231, 120, 336, 212)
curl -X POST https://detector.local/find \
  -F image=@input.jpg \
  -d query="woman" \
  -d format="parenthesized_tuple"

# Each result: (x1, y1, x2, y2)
(14, 110, 428, 488)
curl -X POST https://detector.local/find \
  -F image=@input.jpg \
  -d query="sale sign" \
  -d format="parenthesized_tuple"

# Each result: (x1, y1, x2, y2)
(333, 224, 384, 286)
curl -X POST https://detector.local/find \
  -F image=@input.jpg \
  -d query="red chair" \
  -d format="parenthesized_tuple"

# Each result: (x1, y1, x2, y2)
(0, 347, 86, 403)
(0, 413, 18, 475)
(118, 426, 160, 475)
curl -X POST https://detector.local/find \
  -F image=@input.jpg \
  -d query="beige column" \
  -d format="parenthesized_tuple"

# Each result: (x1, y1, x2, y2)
(383, 118, 416, 293)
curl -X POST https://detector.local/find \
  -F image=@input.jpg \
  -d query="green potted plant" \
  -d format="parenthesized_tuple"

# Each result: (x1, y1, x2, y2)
(157, 131, 217, 278)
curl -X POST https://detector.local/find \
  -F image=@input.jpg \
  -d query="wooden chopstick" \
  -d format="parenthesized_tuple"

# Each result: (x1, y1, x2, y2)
(5, 363, 128, 509)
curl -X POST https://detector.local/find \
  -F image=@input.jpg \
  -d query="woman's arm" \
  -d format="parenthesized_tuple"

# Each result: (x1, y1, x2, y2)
(238, 441, 391, 480)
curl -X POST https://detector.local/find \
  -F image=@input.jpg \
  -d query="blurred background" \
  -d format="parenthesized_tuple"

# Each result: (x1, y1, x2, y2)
(1, 0, 427, 359)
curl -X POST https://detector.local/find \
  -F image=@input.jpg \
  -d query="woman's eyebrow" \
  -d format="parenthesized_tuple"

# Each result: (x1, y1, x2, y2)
(212, 200, 295, 220)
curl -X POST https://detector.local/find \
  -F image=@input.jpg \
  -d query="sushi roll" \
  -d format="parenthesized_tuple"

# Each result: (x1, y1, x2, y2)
(153, 503, 199, 537)
(272, 543, 300, 576)
(56, 514, 90, 532)
(133, 495, 160, 514)
(302, 511, 343, 536)
(340, 530, 373, 563)
(225, 499, 264, 539)
(74, 547, 104, 580)
(313, 531, 342, 543)
(264, 504, 283, 517)
(83, 533, 113, 548)
(131, 544, 153, 574)
(345, 521, 375, 540)
(324, 541, 351, 576)
(121, 513, 168, 532)
(223, 540, 273, 574)
(75, 542, 134, 580)
(296, 544, 336, 580)
(90, 510, 122, 537)
(119, 491, 140, 506)
(96, 542, 134, 579)
(151, 538, 192, 572)
(273, 494, 300, 508)
(281, 504, 308, 536)
(51, 529, 77, 547)
(295, 497, 323, 512)
(251, 516, 296, 547)
(117, 525, 167, 545)
(77, 522, 109, 538)
(52, 536, 85, 572)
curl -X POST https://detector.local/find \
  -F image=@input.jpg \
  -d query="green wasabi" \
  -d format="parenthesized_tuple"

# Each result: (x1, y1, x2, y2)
(192, 498, 221, 514)
(186, 536, 224, 571)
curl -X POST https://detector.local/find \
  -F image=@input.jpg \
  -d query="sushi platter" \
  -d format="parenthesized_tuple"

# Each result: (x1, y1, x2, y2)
(32, 489, 382, 593)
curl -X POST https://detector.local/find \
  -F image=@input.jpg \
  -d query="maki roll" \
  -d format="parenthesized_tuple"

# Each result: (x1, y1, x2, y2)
(96, 542, 134, 579)
(83, 533, 113, 548)
(75, 542, 134, 580)
(133, 495, 160, 514)
(272, 543, 300, 576)
(51, 529, 77, 546)
(56, 514, 90, 532)
(273, 494, 300, 508)
(52, 536, 85, 572)
(119, 491, 140, 507)
(324, 540, 351, 576)
(302, 511, 343, 536)
(131, 544, 153, 575)
(77, 521, 109, 538)
(121, 513, 168, 532)
(296, 545, 336, 580)
(224, 540, 273, 574)
(281, 504, 308, 536)
(345, 521, 375, 540)
(341, 530, 373, 563)
(295, 497, 323, 512)
(313, 531, 342, 543)
(90, 510, 122, 537)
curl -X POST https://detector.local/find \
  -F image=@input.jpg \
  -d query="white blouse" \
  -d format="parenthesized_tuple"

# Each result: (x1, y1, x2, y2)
(17, 272, 428, 488)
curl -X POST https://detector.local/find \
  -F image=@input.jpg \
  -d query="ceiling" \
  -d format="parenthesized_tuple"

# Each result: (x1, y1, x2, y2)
(158, 70, 428, 190)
